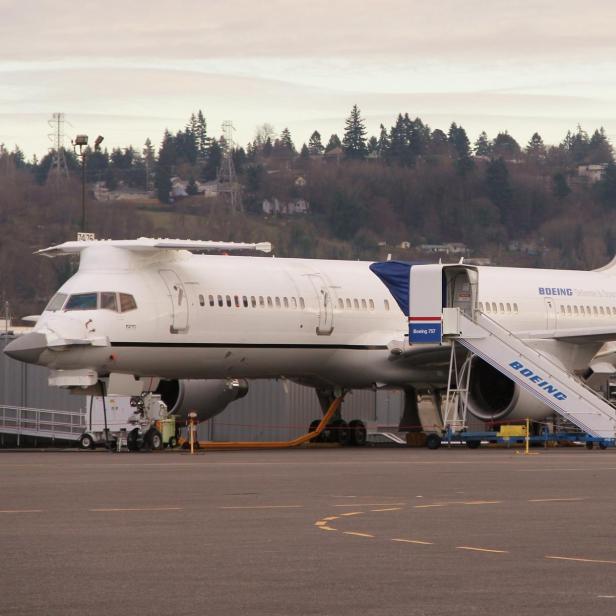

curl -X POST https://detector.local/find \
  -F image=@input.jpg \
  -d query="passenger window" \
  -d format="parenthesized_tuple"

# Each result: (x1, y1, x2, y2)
(353, 299, 359, 310)
(251, 296, 256, 308)
(513, 303, 518, 313)
(593, 306, 598, 316)
(283, 297, 289, 309)
(259, 296, 265, 307)
(338, 298, 344, 310)
(267, 297, 273, 308)
(299, 297, 305, 309)
(499, 302, 504, 312)
(226, 295, 232, 307)
(506, 303, 511, 313)
(478, 302, 483, 311)
(361, 299, 367, 311)
(275, 297, 281, 308)
(567, 305, 572, 315)
(291, 297, 297, 309)
(209, 295, 215, 307)
(100, 292, 118, 312)
(346, 299, 352, 309)
(600, 307, 605, 316)
(243, 296, 248, 308)
(574, 306, 579, 315)
(119, 293, 137, 312)
(369, 299, 374, 310)
(218, 295, 223, 307)
(384, 299, 390, 311)
(234, 295, 240, 308)
(491, 302, 497, 312)
(65, 293, 98, 311)
(580, 306, 586, 316)
(560, 305, 565, 314)
(199, 294, 205, 307)
(485, 303, 491, 313)
(45, 293, 68, 312)
(608, 307, 612, 316)
(586, 305, 591, 315)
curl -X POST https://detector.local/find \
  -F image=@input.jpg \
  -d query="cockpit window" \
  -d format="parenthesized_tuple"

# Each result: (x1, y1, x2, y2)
(100, 292, 118, 312)
(45, 293, 68, 312)
(65, 293, 98, 311)
(119, 293, 137, 312)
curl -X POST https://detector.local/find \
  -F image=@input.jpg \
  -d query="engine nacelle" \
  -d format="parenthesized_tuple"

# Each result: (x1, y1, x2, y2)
(155, 378, 248, 422)
(466, 357, 552, 422)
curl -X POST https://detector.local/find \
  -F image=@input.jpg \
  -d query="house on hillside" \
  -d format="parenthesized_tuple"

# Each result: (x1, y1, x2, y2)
(578, 164, 608, 183)
(262, 198, 310, 215)
(419, 242, 469, 256)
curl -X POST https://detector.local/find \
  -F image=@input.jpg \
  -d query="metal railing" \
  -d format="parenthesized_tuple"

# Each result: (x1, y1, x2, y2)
(0, 405, 85, 440)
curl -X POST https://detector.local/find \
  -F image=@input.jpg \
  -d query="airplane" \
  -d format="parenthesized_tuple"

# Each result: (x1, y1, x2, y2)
(5, 237, 616, 446)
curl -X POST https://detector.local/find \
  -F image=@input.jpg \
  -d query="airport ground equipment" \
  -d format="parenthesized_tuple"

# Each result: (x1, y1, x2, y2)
(405, 263, 616, 448)
(78, 393, 173, 451)
(0, 405, 85, 444)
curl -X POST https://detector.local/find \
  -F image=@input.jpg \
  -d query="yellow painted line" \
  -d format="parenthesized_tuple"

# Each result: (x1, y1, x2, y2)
(414, 503, 447, 509)
(335, 503, 405, 507)
(344, 531, 374, 538)
(457, 546, 509, 554)
(89, 507, 183, 512)
(315, 521, 328, 526)
(319, 526, 337, 531)
(546, 556, 616, 565)
(462, 501, 502, 506)
(371, 507, 402, 512)
(531, 496, 584, 503)
(392, 538, 434, 545)
(0, 509, 43, 514)
(323, 516, 339, 521)
(219, 505, 303, 510)
(340, 512, 364, 517)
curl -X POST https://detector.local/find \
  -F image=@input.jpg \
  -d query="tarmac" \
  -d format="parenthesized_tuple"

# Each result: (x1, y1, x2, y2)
(1, 446, 616, 615)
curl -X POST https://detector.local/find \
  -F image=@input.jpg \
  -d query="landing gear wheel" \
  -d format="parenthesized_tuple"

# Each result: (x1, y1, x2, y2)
(78, 433, 95, 450)
(331, 419, 351, 446)
(599, 442, 608, 450)
(309, 419, 323, 442)
(147, 429, 164, 451)
(349, 420, 367, 447)
(586, 441, 594, 450)
(466, 440, 481, 449)
(168, 436, 178, 449)
(127, 428, 141, 452)
(426, 433, 442, 450)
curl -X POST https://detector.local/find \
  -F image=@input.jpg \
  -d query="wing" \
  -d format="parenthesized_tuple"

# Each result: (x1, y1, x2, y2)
(36, 238, 272, 258)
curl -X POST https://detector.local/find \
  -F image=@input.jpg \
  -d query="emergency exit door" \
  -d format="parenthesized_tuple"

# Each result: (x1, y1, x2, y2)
(308, 274, 334, 335)
(159, 269, 189, 333)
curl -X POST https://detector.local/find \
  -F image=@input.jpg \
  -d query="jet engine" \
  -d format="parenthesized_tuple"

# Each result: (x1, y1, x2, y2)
(466, 357, 552, 422)
(155, 378, 248, 422)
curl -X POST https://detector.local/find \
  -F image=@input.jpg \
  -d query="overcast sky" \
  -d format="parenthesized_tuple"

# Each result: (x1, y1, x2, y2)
(1, 0, 615, 158)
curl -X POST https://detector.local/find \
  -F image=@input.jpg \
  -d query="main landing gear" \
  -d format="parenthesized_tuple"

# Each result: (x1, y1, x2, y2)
(311, 389, 367, 447)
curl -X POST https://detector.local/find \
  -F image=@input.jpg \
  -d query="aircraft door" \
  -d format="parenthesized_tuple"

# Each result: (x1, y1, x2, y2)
(159, 269, 189, 333)
(544, 297, 556, 330)
(308, 275, 334, 335)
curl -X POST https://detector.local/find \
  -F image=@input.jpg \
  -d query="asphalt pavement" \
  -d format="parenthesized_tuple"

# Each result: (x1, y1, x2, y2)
(1, 447, 615, 615)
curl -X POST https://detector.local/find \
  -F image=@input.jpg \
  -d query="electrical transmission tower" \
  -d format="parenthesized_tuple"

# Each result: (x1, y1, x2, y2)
(47, 113, 69, 183)
(217, 120, 243, 214)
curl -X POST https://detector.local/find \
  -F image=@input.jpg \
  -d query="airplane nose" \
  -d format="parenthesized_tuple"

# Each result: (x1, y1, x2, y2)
(3, 332, 48, 365)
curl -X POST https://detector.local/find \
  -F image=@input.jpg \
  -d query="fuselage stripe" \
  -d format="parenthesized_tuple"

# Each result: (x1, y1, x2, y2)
(110, 342, 388, 351)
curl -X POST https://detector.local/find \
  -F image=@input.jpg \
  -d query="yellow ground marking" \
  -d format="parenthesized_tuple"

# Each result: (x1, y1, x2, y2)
(89, 507, 183, 512)
(529, 498, 586, 503)
(319, 526, 337, 531)
(340, 512, 364, 516)
(343, 531, 375, 538)
(391, 538, 434, 545)
(315, 521, 328, 526)
(219, 505, 303, 510)
(371, 507, 402, 512)
(323, 516, 339, 521)
(457, 546, 509, 554)
(546, 556, 616, 565)
(461, 500, 502, 505)
(335, 503, 405, 507)
(414, 503, 447, 508)
(0, 509, 43, 514)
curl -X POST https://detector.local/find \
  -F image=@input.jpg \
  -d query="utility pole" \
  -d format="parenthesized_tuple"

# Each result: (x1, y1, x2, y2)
(47, 113, 69, 184)
(72, 134, 104, 235)
(217, 120, 243, 214)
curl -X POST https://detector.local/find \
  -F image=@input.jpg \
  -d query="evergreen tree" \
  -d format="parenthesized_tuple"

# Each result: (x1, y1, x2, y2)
(377, 124, 390, 157)
(155, 129, 176, 203)
(429, 128, 449, 156)
(300, 143, 310, 159)
(325, 134, 342, 153)
(492, 132, 521, 160)
(187, 113, 198, 137)
(308, 130, 324, 155)
(279, 128, 296, 154)
(388, 114, 412, 165)
(525, 132, 546, 161)
(564, 125, 590, 163)
(366, 136, 378, 155)
(588, 127, 614, 163)
(552, 172, 571, 199)
(342, 104, 368, 159)
(449, 123, 474, 174)
(474, 131, 491, 157)
(262, 137, 273, 157)
(202, 138, 222, 181)
(596, 162, 616, 207)
(195, 110, 209, 159)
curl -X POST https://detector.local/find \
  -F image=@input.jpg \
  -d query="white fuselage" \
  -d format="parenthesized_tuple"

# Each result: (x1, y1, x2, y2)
(26, 245, 616, 389)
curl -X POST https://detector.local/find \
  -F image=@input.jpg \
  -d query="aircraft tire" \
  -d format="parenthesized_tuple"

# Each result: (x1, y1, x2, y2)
(466, 440, 481, 449)
(127, 429, 141, 452)
(586, 441, 594, 450)
(426, 433, 442, 450)
(168, 436, 178, 449)
(332, 419, 351, 446)
(349, 420, 367, 447)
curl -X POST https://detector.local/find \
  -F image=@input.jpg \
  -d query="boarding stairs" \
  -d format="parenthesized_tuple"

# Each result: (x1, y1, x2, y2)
(443, 308, 616, 439)
(0, 405, 85, 442)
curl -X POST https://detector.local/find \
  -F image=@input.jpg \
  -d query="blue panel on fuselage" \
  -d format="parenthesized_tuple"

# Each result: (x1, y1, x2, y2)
(369, 261, 426, 316)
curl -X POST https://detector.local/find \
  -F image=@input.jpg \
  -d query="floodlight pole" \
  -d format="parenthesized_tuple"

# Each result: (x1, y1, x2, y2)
(81, 153, 86, 232)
